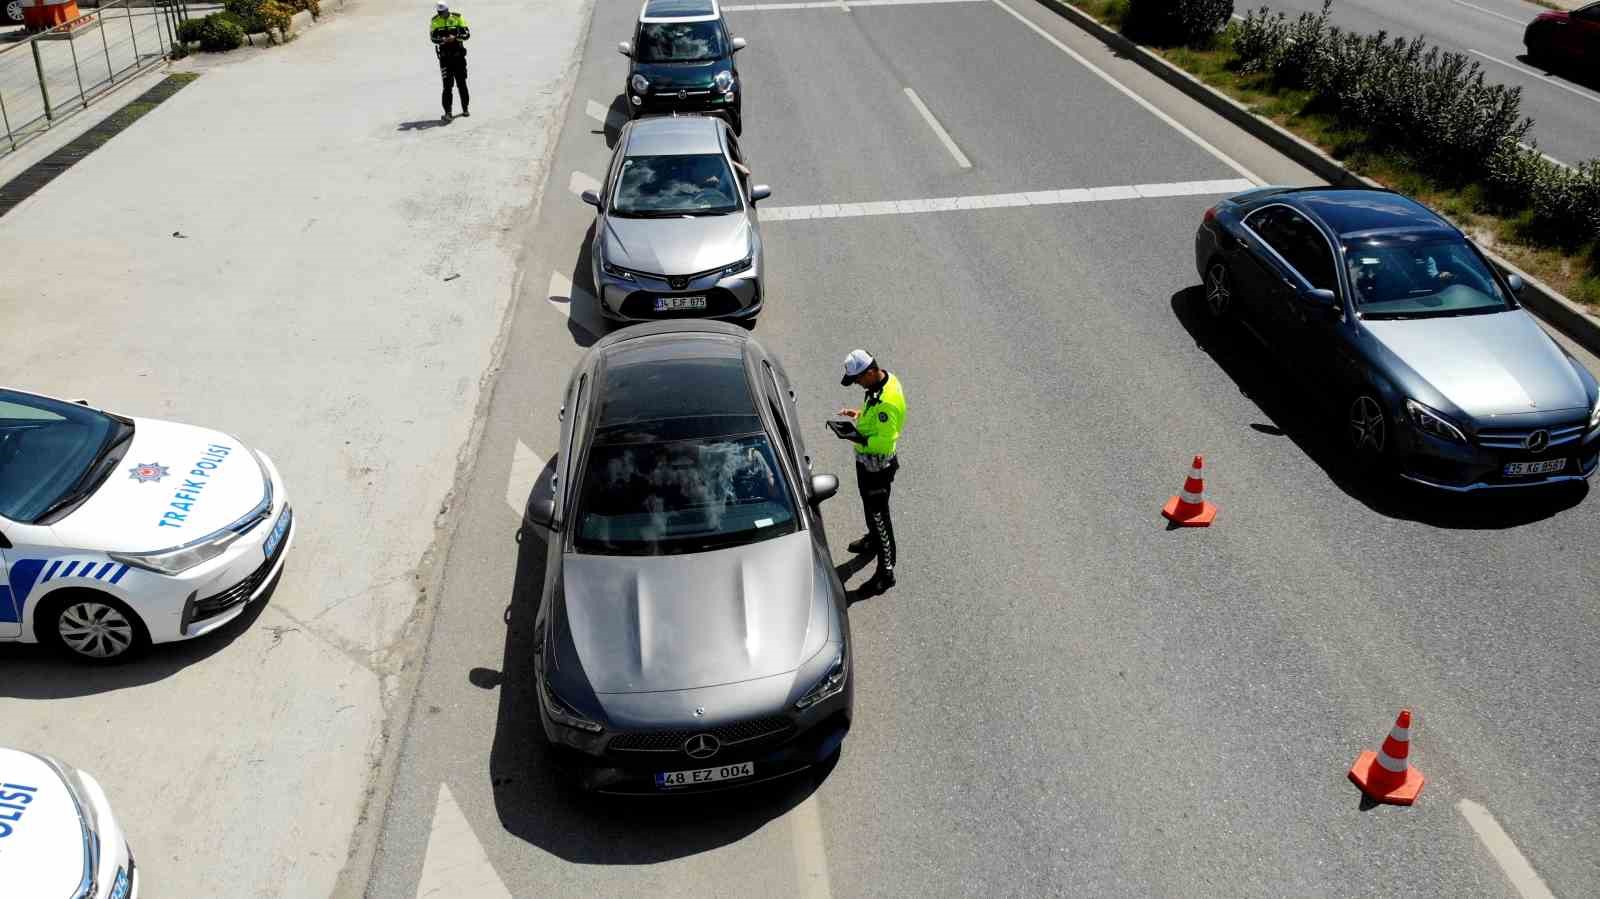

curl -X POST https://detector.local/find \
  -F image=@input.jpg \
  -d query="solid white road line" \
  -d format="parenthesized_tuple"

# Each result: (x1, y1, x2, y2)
(506, 440, 544, 517)
(761, 178, 1254, 221)
(790, 794, 835, 899)
(988, 0, 1263, 185)
(1456, 800, 1556, 899)
(1469, 49, 1600, 106)
(569, 170, 601, 197)
(1451, 0, 1526, 26)
(548, 270, 600, 340)
(903, 87, 973, 169)
(416, 783, 514, 899)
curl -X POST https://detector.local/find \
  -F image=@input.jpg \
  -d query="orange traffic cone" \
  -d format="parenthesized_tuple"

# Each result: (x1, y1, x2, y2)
(1348, 709, 1425, 805)
(1161, 455, 1216, 527)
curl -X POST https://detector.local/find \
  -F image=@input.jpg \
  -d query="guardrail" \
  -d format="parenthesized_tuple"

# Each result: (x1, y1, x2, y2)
(0, 0, 190, 155)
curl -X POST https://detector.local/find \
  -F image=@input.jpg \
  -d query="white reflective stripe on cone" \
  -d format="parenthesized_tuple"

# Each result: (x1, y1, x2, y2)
(1180, 489, 1205, 504)
(1391, 725, 1411, 742)
(1376, 749, 1409, 773)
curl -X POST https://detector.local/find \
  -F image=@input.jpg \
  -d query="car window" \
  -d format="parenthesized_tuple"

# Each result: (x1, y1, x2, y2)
(0, 391, 122, 522)
(1345, 238, 1512, 319)
(559, 374, 588, 517)
(611, 154, 741, 217)
(725, 135, 750, 190)
(572, 433, 799, 556)
(1247, 206, 1337, 292)
(636, 21, 725, 62)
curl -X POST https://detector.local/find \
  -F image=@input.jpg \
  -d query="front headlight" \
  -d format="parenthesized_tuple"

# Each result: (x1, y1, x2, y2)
(723, 254, 753, 277)
(630, 73, 650, 94)
(795, 647, 847, 710)
(1589, 396, 1600, 431)
(601, 259, 636, 281)
(713, 70, 735, 93)
(1405, 398, 1468, 444)
(110, 530, 241, 576)
(541, 679, 603, 733)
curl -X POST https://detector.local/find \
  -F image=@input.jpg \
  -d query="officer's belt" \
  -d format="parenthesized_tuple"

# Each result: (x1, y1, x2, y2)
(856, 452, 897, 473)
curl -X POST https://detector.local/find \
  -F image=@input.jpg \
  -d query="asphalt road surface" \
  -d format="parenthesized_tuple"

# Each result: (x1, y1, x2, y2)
(1252, 0, 1600, 166)
(367, 1, 1600, 896)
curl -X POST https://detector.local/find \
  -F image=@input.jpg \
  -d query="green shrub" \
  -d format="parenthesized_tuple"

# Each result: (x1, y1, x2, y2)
(225, 0, 292, 33)
(176, 15, 206, 43)
(1124, 0, 1233, 47)
(196, 12, 245, 51)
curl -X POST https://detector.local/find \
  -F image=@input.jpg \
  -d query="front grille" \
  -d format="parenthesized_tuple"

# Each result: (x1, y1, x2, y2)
(608, 715, 795, 754)
(651, 87, 712, 97)
(620, 288, 743, 318)
(1476, 420, 1587, 451)
(192, 519, 289, 623)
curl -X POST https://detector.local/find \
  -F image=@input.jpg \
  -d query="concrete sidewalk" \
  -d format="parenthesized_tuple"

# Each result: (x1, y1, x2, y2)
(0, 0, 589, 894)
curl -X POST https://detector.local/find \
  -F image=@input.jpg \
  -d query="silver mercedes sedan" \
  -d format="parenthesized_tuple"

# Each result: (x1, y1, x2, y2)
(582, 116, 771, 325)
(523, 320, 852, 793)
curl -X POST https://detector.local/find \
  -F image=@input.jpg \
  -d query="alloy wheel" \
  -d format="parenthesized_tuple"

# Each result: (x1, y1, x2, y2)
(1205, 263, 1232, 318)
(58, 600, 136, 659)
(1349, 395, 1386, 455)
(5, 1, 23, 23)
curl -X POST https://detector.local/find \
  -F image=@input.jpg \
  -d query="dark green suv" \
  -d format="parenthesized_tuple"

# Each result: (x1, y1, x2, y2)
(618, 0, 746, 134)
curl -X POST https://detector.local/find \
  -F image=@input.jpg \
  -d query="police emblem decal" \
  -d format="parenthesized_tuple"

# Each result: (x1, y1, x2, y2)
(128, 462, 170, 483)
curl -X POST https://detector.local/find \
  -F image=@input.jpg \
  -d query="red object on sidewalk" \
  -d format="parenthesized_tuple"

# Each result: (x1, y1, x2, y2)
(1161, 454, 1216, 527)
(21, 0, 82, 30)
(1349, 709, 1425, 805)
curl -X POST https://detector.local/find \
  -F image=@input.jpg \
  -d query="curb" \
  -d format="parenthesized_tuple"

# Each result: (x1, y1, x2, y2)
(1034, 0, 1600, 360)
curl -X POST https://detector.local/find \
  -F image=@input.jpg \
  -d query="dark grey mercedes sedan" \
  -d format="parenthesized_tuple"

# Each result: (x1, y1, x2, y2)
(523, 320, 851, 793)
(1195, 186, 1600, 491)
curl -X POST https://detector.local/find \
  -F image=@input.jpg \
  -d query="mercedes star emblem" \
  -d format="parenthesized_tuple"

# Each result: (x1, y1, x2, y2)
(684, 733, 721, 760)
(1525, 429, 1550, 453)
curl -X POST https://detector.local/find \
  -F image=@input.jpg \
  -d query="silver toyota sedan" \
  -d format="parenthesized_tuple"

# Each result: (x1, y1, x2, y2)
(582, 116, 771, 325)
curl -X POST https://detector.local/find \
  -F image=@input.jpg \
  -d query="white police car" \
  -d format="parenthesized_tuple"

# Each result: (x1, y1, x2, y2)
(0, 387, 294, 662)
(0, 746, 137, 899)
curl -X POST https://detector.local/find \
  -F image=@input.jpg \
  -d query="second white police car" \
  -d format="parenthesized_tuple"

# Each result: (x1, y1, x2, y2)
(0, 387, 294, 662)
(0, 746, 137, 899)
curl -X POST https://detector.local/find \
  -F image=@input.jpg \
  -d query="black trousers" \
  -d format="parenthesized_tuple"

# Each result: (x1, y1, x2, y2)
(856, 457, 898, 574)
(439, 56, 469, 114)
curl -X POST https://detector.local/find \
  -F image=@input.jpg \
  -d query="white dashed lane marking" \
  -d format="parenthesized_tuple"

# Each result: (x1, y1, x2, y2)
(1456, 800, 1556, 899)
(547, 270, 601, 341)
(790, 794, 835, 899)
(415, 783, 513, 899)
(585, 98, 626, 129)
(505, 440, 545, 517)
(1468, 49, 1600, 107)
(760, 178, 1255, 221)
(568, 170, 600, 198)
(903, 87, 972, 169)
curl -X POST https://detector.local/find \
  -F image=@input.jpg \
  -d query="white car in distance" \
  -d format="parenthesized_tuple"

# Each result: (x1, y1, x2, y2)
(0, 387, 294, 662)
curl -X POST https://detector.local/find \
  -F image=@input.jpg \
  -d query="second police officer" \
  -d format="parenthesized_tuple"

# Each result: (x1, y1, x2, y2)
(430, 2, 471, 120)
(835, 349, 907, 596)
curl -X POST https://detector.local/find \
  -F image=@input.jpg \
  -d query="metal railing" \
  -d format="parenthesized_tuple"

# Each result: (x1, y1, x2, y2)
(0, 0, 190, 155)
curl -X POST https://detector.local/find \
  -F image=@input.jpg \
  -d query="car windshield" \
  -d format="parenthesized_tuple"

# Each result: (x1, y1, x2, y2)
(611, 154, 741, 216)
(0, 390, 131, 523)
(1345, 238, 1512, 319)
(573, 433, 798, 556)
(636, 21, 725, 62)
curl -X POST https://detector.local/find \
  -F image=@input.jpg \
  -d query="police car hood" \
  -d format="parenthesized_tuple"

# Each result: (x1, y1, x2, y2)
(0, 748, 88, 899)
(53, 417, 266, 553)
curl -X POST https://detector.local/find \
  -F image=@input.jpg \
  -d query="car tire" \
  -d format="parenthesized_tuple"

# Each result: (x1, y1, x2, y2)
(1346, 391, 1392, 473)
(37, 591, 151, 664)
(5, 0, 23, 24)
(1203, 258, 1235, 321)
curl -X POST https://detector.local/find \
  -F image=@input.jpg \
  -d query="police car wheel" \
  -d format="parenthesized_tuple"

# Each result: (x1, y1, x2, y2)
(40, 592, 150, 663)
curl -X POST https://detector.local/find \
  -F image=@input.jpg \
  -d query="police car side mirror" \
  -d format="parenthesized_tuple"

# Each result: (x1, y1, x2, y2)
(617, 41, 632, 57)
(749, 184, 771, 203)
(809, 474, 839, 505)
(731, 37, 747, 52)
(1507, 273, 1525, 295)
(580, 190, 601, 208)
(526, 495, 557, 530)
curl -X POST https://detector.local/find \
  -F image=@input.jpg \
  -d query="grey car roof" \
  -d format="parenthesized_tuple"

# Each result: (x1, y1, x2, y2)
(1288, 189, 1451, 239)
(623, 116, 726, 157)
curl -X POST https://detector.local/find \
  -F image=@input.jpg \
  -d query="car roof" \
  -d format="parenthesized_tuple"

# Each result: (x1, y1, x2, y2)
(622, 116, 726, 156)
(594, 333, 759, 435)
(1283, 189, 1454, 240)
(639, 0, 719, 22)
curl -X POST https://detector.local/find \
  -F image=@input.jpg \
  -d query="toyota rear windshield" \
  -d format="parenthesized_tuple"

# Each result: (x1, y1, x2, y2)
(1345, 237, 1513, 319)
(636, 22, 725, 62)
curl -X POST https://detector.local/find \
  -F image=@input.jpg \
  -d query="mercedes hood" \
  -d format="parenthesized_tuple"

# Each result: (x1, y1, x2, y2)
(560, 531, 823, 694)
(0, 748, 88, 899)
(1363, 310, 1591, 418)
(603, 210, 750, 277)
(53, 417, 267, 552)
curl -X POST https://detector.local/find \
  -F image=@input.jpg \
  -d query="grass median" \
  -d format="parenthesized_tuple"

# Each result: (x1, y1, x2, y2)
(1071, 0, 1600, 310)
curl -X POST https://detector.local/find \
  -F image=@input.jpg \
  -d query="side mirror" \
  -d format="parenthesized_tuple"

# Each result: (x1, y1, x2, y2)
(749, 184, 771, 203)
(580, 189, 601, 208)
(809, 474, 839, 505)
(1507, 273, 1526, 295)
(617, 41, 632, 57)
(525, 495, 557, 530)
(731, 37, 747, 52)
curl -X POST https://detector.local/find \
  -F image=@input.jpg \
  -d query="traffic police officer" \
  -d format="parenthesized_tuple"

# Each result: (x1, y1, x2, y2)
(430, 2, 471, 120)
(835, 349, 907, 595)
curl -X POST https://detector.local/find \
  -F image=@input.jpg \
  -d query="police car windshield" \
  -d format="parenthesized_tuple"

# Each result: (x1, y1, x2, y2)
(0, 390, 128, 523)
(611, 154, 741, 217)
(636, 21, 725, 62)
(573, 433, 798, 556)
(1346, 237, 1512, 319)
